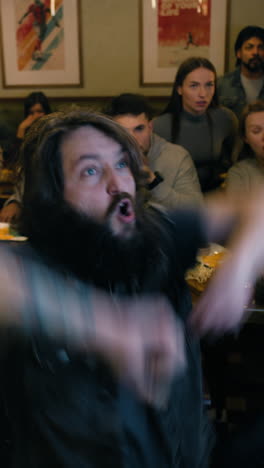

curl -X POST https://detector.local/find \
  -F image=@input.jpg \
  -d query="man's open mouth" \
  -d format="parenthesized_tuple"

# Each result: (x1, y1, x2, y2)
(117, 198, 135, 223)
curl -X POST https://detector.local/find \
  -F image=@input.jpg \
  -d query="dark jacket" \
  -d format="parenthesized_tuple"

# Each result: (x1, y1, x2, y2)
(2, 210, 213, 467)
(217, 68, 264, 117)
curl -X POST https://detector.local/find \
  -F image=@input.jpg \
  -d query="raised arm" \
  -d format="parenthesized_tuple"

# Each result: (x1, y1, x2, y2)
(0, 248, 184, 405)
(191, 190, 264, 334)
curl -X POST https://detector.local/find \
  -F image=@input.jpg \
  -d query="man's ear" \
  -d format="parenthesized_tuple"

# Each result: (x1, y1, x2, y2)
(149, 119, 154, 131)
(236, 49, 241, 60)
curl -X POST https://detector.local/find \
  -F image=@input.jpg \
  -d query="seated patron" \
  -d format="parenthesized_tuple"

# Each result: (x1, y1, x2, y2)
(153, 57, 238, 192)
(218, 26, 264, 118)
(0, 91, 51, 222)
(106, 93, 203, 209)
(226, 101, 264, 194)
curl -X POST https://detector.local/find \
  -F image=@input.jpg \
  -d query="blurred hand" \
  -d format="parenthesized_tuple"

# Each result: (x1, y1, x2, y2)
(0, 202, 21, 222)
(0, 247, 185, 407)
(190, 255, 254, 336)
(193, 188, 264, 336)
(91, 292, 186, 406)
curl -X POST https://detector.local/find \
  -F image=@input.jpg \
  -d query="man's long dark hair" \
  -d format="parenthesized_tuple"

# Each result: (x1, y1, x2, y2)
(162, 57, 219, 142)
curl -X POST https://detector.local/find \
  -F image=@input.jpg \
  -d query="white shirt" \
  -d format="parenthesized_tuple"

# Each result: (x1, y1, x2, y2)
(241, 74, 264, 103)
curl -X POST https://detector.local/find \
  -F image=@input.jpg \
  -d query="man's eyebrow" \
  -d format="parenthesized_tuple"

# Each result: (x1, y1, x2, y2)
(73, 154, 99, 165)
(72, 149, 126, 167)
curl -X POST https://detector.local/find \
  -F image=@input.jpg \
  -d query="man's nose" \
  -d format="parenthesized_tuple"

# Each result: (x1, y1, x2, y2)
(106, 169, 121, 196)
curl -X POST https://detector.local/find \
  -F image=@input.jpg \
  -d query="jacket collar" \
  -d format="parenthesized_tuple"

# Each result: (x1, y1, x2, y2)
(230, 67, 243, 86)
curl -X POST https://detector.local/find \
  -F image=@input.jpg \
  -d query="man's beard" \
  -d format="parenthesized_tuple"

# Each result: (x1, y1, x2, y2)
(26, 194, 172, 294)
(242, 56, 264, 73)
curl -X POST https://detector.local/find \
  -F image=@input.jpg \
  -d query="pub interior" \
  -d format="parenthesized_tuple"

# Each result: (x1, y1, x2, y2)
(0, 0, 264, 467)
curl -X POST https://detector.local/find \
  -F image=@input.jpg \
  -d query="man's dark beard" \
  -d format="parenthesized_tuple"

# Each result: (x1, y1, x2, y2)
(24, 195, 174, 295)
(242, 57, 264, 73)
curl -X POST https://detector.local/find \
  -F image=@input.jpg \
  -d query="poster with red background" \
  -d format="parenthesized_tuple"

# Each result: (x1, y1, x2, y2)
(158, 0, 211, 67)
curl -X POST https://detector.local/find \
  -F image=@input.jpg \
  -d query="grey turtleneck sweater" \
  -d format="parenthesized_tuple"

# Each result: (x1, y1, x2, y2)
(153, 107, 238, 191)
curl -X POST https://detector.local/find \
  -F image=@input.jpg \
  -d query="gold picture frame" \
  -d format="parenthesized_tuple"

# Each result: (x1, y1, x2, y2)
(140, 0, 229, 85)
(0, 0, 82, 88)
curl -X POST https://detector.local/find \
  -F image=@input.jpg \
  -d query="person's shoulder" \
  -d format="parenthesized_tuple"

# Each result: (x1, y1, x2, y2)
(153, 113, 172, 125)
(218, 70, 237, 81)
(152, 133, 191, 164)
(218, 69, 239, 86)
(210, 105, 237, 125)
(153, 113, 173, 141)
(155, 112, 172, 122)
(229, 158, 257, 174)
(153, 133, 186, 153)
(220, 105, 237, 121)
(210, 105, 233, 117)
(237, 158, 259, 170)
(226, 159, 259, 192)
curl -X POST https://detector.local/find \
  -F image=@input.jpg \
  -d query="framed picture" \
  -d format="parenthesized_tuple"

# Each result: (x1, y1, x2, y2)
(0, 0, 82, 87)
(140, 0, 229, 85)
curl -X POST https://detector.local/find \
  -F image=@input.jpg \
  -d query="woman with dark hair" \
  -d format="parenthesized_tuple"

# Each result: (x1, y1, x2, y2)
(153, 57, 238, 192)
(226, 101, 264, 194)
(18, 91, 51, 140)
(0, 92, 51, 222)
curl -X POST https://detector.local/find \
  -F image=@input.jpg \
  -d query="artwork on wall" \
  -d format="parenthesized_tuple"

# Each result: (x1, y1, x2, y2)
(140, 0, 229, 85)
(0, 0, 82, 87)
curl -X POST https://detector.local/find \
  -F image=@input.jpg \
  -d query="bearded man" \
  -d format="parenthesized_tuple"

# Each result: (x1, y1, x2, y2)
(218, 26, 264, 117)
(2, 111, 264, 468)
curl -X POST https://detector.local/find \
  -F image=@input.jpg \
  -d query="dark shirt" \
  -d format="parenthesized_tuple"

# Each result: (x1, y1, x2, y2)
(119, 385, 169, 467)
(2, 208, 211, 467)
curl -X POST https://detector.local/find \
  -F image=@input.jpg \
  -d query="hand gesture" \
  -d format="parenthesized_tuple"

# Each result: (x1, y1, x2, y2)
(91, 292, 186, 406)
(0, 202, 21, 223)
(17, 112, 45, 139)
